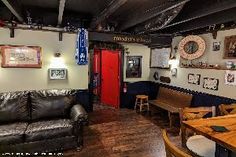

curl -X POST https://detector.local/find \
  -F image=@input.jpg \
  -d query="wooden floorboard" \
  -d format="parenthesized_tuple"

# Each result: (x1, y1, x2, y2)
(64, 105, 182, 157)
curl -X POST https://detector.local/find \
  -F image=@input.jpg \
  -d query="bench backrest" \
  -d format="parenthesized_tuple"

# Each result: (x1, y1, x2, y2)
(157, 87, 192, 108)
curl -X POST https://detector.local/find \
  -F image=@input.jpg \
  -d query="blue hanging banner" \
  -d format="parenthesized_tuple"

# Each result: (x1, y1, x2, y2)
(75, 28, 88, 65)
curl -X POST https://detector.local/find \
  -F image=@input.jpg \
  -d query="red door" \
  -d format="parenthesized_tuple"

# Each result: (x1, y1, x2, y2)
(101, 50, 120, 108)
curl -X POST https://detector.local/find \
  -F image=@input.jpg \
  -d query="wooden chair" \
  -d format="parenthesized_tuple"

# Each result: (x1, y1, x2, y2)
(162, 129, 192, 157)
(219, 104, 236, 115)
(180, 106, 216, 157)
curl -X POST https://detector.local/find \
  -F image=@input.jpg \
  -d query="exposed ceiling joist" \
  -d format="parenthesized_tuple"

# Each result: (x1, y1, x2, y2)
(134, 4, 186, 34)
(162, 7, 236, 34)
(1, 0, 24, 22)
(164, 0, 236, 29)
(57, 0, 66, 26)
(119, 0, 190, 31)
(90, 0, 128, 29)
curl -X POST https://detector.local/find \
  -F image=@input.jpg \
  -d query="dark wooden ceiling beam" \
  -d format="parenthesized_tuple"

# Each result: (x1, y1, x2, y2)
(1, 0, 24, 22)
(90, 0, 128, 29)
(160, 7, 236, 34)
(118, 0, 190, 31)
(134, 4, 185, 34)
(57, 0, 66, 26)
(164, 0, 236, 29)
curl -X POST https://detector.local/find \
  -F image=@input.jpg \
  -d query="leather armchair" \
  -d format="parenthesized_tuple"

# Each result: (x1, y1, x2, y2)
(70, 104, 88, 151)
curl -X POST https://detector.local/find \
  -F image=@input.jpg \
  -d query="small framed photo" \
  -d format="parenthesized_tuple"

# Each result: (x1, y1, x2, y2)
(49, 68, 67, 80)
(188, 73, 201, 85)
(224, 35, 236, 58)
(213, 42, 221, 51)
(203, 77, 219, 91)
(225, 70, 236, 86)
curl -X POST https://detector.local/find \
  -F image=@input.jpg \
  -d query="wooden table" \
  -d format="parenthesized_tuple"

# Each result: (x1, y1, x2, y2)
(182, 114, 236, 152)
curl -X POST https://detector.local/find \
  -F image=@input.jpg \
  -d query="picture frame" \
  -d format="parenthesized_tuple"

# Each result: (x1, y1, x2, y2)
(150, 48, 171, 69)
(213, 42, 221, 51)
(225, 70, 236, 86)
(126, 56, 142, 78)
(203, 77, 219, 91)
(188, 73, 201, 85)
(49, 68, 67, 80)
(224, 35, 236, 59)
(0, 45, 42, 68)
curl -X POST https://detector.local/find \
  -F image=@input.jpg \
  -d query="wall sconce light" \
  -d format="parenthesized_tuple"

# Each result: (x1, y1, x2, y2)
(50, 51, 66, 68)
(54, 52, 61, 57)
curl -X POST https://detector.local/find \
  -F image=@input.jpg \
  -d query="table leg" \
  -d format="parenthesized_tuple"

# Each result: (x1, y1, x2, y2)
(168, 112, 172, 128)
(181, 124, 187, 148)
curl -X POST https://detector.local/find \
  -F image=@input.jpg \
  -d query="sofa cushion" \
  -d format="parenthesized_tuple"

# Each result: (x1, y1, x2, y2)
(25, 119, 73, 142)
(30, 89, 75, 120)
(0, 122, 28, 145)
(0, 91, 29, 123)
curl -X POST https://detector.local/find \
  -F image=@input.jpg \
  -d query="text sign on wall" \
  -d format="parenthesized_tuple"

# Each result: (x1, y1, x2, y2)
(89, 32, 151, 44)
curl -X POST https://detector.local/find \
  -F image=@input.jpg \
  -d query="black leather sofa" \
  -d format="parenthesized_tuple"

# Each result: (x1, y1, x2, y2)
(0, 89, 88, 153)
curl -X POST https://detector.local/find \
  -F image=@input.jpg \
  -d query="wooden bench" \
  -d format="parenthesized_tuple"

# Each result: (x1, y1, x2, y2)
(148, 87, 193, 128)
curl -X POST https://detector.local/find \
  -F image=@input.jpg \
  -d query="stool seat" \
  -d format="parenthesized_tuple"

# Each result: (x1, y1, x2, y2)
(136, 95, 148, 99)
(134, 95, 149, 113)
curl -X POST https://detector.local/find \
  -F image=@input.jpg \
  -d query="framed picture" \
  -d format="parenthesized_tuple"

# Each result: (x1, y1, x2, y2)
(150, 48, 171, 69)
(0, 45, 42, 68)
(203, 77, 219, 91)
(213, 42, 221, 51)
(126, 56, 142, 78)
(225, 70, 236, 86)
(224, 35, 236, 58)
(188, 73, 201, 85)
(49, 68, 67, 80)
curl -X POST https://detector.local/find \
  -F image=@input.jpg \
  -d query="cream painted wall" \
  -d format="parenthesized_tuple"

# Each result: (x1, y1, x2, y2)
(0, 28, 88, 92)
(122, 43, 151, 82)
(150, 28, 236, 99)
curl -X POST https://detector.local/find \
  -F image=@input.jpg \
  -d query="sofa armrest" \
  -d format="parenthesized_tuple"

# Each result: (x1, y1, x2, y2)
(70, 104, 88, 124)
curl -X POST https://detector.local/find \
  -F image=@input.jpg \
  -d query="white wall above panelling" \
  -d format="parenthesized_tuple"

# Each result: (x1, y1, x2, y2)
(150, 28, 236, 99)
(0, 28, 88, 92)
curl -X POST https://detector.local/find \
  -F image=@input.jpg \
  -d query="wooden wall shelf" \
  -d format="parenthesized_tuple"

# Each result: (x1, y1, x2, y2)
(180, 66, 236, 71)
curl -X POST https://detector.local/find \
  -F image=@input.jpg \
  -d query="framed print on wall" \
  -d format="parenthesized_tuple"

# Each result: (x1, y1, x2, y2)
(188, 73, 201, 85)
(203, 77, 219, 91)
(225, 70, 236, 86)
(49, 68, 67, 80)
(150, 48, 171, 69)
(0, 45, 42, 68)
(126, 56, 142, 78)
(224, 35, 236, 58)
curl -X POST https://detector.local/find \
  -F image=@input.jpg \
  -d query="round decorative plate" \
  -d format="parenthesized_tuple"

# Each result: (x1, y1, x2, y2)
(178, 35, 206, 60)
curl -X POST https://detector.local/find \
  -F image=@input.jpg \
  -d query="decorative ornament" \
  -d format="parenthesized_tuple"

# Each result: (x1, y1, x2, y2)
(170, 68, 177, 77)
(178, 35, 206, 60)
(75, 28, 88, 65)
(153, 72, 159, 80)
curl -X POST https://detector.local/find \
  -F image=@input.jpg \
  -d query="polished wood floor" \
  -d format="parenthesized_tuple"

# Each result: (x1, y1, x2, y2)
(64, 105, 182, 157)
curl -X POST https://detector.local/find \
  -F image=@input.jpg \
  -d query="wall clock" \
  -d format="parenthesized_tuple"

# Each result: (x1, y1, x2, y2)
(178, 35, 206, 60)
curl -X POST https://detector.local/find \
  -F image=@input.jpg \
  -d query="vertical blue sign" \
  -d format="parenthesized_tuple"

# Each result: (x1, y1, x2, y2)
(75, 28, 88, 65)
